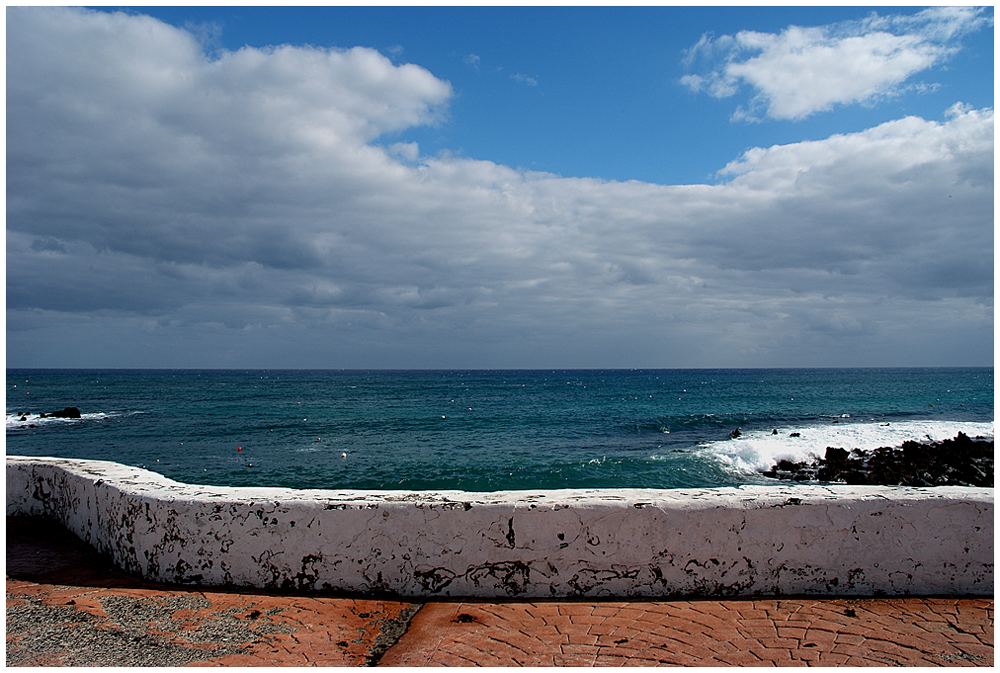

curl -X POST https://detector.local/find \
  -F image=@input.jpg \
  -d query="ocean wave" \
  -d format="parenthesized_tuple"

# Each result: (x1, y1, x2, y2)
(5, 410, 128, 430)
(692, 420, 995, 475)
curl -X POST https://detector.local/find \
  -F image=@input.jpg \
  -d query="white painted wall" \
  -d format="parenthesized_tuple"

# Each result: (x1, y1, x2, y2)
(6, 456, 993, 597)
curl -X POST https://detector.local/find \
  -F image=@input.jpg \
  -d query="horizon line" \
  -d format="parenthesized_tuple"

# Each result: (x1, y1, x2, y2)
(4, 365, 994, 372)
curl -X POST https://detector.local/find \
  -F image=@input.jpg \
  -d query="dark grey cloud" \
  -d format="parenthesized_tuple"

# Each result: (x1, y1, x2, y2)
(5, 7, 994, 368)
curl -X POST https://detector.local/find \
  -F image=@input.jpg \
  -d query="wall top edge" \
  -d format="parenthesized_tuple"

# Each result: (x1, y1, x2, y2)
(8, 455, 994, 508)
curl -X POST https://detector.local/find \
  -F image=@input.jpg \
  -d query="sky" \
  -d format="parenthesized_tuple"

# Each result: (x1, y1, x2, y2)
(5, 5, 995, 368)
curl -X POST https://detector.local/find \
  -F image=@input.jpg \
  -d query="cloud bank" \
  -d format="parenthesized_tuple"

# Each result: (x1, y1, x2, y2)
(6, 8, 994, 367)
(681, 7, 990, 120)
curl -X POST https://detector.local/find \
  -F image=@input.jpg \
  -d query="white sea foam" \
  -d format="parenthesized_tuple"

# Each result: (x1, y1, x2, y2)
(696, 420, 994, 474)
(5, 411, 122, 430)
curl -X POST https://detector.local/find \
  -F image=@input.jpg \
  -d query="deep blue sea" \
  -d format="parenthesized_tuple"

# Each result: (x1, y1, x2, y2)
(5, 368, 993, 491)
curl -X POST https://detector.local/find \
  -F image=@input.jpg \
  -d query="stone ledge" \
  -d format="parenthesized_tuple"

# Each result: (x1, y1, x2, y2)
(6, 456, 993, 598)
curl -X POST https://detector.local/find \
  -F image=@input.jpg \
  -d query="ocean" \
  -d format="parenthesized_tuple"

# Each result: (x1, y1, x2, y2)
(5, 368, 993, 491)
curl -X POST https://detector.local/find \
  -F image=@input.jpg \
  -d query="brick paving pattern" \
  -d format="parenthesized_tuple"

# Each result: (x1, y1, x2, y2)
(381, 599, 993, 666)
(6, 517, 994, 666)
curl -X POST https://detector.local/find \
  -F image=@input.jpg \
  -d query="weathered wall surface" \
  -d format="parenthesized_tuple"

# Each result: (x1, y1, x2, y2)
(6, 456, 993, 598)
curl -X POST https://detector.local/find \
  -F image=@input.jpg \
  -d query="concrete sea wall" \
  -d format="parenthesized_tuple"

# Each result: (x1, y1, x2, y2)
(6, 456, 993, 598)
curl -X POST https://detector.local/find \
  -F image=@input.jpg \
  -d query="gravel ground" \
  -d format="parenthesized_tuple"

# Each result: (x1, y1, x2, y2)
(100, 593, 291, 644)
(5, 590, 300, 667)
(6, 594, 244, 666)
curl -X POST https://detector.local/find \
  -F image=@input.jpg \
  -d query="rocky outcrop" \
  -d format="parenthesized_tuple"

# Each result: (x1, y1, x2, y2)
(40, 407, 82, 419)
(763, 432, 993, 487)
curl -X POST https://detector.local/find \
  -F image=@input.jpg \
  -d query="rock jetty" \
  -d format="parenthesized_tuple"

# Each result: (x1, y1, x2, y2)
(763, 432, 993, 487)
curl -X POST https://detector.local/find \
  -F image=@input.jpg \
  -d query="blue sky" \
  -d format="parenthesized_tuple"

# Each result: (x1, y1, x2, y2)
(121, 5, 995, 185)
(6, 6, 995, 368)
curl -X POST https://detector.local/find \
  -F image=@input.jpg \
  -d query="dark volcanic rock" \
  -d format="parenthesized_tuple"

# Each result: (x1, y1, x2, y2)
(763, 432, 993, 487)
(40, 406, 81, 419)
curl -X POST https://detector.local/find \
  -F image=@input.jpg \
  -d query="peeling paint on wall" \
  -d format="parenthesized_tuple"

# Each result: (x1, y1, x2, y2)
(6, 456, 993, 598)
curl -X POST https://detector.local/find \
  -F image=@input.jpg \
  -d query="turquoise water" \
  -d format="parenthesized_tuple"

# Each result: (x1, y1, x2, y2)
(5, 368, 993, 491)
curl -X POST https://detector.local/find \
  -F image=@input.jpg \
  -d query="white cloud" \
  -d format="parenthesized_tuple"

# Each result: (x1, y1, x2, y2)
(682, 7, 989, 120)
(510, 72, 539, 87)
(6, 7, 994, 367)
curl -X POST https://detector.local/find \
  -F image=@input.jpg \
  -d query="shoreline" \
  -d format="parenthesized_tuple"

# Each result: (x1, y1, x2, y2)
(7, 455, 992, 598)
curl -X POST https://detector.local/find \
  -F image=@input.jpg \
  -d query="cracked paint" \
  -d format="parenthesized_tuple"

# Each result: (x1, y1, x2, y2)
(5, 456, 994, 598)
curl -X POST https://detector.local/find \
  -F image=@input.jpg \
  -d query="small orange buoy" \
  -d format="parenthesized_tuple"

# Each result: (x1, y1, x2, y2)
(236, 446, 243, 453)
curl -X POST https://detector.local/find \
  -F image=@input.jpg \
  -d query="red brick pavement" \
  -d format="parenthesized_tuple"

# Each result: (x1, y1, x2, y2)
(380, 599, 993, 666)
(6, 517, 994, 666)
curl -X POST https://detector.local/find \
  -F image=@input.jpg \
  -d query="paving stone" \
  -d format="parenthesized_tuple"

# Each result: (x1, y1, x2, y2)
(803, 627, 839, 645)
(741, 624, 782, 639)
(559, 604, 595, 616)
(717, 651, 767, 666)
(776, 625, 807, 640)
(553, 654, 597, 665)
(759, 636, 800, 650)
(590, 605, 620, 617)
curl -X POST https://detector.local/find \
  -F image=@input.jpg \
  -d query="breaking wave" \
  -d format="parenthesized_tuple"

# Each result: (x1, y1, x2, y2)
(6, 410, 130, 430)
(693, 420, 994, 474)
